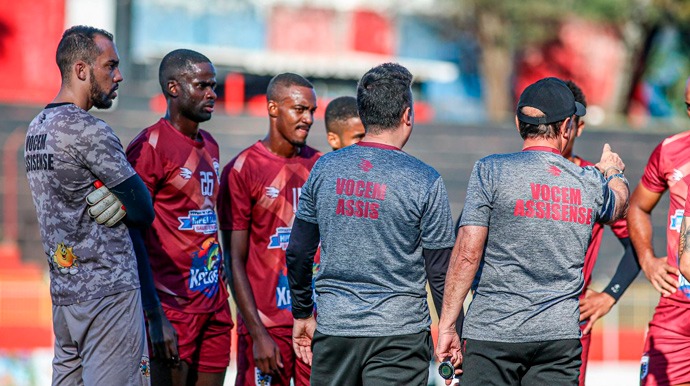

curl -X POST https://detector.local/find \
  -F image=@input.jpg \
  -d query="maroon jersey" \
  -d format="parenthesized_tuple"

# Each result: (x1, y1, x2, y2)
(218, 141, 321, 334)
(127, 118, 228, 313)
(641, 132, 690, 307)
(576, 157, 629, 294)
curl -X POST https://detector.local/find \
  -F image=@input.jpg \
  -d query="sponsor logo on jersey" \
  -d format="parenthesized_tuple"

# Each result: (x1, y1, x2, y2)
(255, 368, 272, 386)
(189, 237, 221, 298)
(548, 165, 562, 176)
(672, 169, 684, 182)
(265, 186, 280, 199)
(268, 227, 292, 250)
(51, 242, 79, 275)
(640, 355, 649, 379)
(276, 269, 291, 310)
(670, 209, 684, 232)
(360, 159, 373, 172)
(179, 167, 193, 179)
(178, 209, 218, 234)
(140, 356, 150, 378)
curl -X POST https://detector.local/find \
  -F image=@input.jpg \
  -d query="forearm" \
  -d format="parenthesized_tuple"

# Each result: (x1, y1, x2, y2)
(129, 228, 160, 311)
(602, 237, 641, 301)
(285, 218, 319, 319)
(219, 230, 234, 296)
(627, 204, 656, 266)
(232, 261, 269, 338)
(680, 217, 690, 279)
(607, 177, 630, 223)
(438, 226, 486, 331)
(110, 174, 155, 227)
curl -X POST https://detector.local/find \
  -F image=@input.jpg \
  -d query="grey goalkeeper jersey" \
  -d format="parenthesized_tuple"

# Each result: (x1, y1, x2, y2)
(25, 103, 139, 306)
(459, 147, 616, 342)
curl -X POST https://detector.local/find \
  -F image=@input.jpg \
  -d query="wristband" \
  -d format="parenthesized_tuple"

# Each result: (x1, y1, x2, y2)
(606, 173, 628, 185)
(603, 166, 624, 177)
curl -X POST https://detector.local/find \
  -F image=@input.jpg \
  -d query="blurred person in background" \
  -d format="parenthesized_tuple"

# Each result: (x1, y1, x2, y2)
(437, 77, 629, 385)
(629, 76, 690, 386)
(217, 73, 321, 386)
(286, 62, 456, 386)
(126, 49, 231, 386)
(24, 25, 154, 385)
(563, 80, 641, 386)
(324, 96, 365, 151)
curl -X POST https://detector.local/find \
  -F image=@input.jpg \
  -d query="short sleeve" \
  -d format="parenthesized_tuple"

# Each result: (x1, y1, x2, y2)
(72, 119, 135, 188)
(420, 176, 455, 249)
(126, 134, 166, 196)
(459, 160, 494, 227)
(295, 167, 318, 224)
(609, 218, 629, 239)
(217, 159, 252, 231)
(640, 142, 666, 193)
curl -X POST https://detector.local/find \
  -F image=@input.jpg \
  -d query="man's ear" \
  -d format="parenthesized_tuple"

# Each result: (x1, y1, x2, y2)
(166, 80, 179, 98)
(267, 100, 279, 118)
(561, 117, 574, 140)
(327, 132, 341, 151)
(402, 107, 413, 127)
(75, 61, 88, 82)
(576, 120, 585, 138)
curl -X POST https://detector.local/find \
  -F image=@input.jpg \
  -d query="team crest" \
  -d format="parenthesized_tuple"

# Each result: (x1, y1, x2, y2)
(360, 159, 373, 172)
(265, 186, 280, 199)
(179, 167, 193, 180)
(268, 227, 291, 250)
(255, 367, 272, 386)
(52, 242, 79, 275)
(213, 160, 220, 183)
(140, 356, 150, 377)
(548, 165, 562, 177)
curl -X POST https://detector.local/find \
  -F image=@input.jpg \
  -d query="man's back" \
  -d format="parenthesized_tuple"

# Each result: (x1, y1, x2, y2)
(461, 148, 609, 342)
(296, 142, 455, 337)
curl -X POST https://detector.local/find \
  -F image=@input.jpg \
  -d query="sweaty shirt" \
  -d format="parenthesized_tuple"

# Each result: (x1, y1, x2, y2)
(126, 118, 228, 313)
(25, 103, 139, 305)
(217, 141, 321, 334)
(460, 147, 616, 343)
(295, 142, 456, 337)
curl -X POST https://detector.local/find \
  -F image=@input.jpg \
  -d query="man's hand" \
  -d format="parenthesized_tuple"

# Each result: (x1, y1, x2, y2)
(292, 315, 316, 366)
(435, 327, 463, 385)
(579, 289, 616, 335)
(144, 306, 180, 368)
(253, 330, 284, 375)
(595, 143, 625, 176)
(86, 181, 126, 227)
(640, 255, 679, 297)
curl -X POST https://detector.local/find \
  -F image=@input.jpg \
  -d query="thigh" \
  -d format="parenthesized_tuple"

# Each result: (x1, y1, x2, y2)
(641, 322, 690, 386)
(194, 303, 232, 375)
(523, 339, 581, 386)
(361, 332, 432, 386)
(51, 304, 84, 386)
(80, 290, 150, 386)
(311, 330, 362, 386)
(460, 339, 527, 386)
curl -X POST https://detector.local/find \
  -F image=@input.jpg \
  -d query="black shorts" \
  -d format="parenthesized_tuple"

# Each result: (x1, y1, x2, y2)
(310, 330, 432, 386)
(460, 338, 581, 386)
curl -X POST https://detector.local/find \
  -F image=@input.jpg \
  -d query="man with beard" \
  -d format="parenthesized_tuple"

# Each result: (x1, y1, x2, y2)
(217, 73, 321, 386)
(126, 49, 231, 386)
(24, 25, 154, 385)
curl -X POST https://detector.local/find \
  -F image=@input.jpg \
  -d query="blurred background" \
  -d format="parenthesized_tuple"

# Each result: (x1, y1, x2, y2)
(1, 0, 690, 384)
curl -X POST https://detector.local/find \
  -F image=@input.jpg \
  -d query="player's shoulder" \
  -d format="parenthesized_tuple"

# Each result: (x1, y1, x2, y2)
(224, 141, 263, 175)
(658, 130, 690, 154)
(199, 128, 219, 147)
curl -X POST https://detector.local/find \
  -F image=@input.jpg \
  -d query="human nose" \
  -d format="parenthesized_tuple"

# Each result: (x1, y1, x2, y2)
(207, 88, 217, 100)
(113, 67, 123, 83)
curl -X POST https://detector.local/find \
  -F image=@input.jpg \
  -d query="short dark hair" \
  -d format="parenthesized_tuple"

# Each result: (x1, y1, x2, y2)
(325, 96, 359, 134)
(356, 63, 413, 133)
(517, 107, 567, 140)
(56, 25, 113, 81)
(159, 49, 212, 96)
(266, 73, 314, 101)
(565, 80, 587, 125)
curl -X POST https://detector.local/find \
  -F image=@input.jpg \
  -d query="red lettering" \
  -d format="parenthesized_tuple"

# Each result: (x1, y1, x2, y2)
(530, 183, 540, 200)
(514, 199, 525, 216)
(525, 200, 535, 217)
(562, 187, 570, 204)
(345, 199, 354, 216)
(336, 199, 345, 215)
(374, 183, 387, 200)
(336, 178, 346, 195)
(586, 208, 592, 225)
(562, 204, 570, 221)
(551, 186, 561, 203)
(571, 188, 582, 205)
(364, 182, 374, 198)
(535, 201, 545, 218)
(369, 202, 379, 219)
(569, 205, 577, 223)
(578, 207, 587, 224)
(545, 202, 551, 219)
(540, 185, 550, 201)
(552, 203, 561, 220)
(355, 180, 365, 197)
(355, 200, 365, 217)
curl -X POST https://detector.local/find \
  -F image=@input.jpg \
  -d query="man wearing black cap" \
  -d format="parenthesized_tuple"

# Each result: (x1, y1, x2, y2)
(435, 77, 630, 385)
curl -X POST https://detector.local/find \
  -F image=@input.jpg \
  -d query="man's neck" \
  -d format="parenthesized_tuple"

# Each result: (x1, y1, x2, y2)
(262, 135, 300, 158)
(522, 137, 561, 153)
(165, 111, 200, 141)
(360, 127, 407, 149)
(53, 87, 90, 111)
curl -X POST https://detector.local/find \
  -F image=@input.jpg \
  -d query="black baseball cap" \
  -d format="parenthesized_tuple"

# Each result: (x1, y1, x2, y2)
(517, 77, 586, 125)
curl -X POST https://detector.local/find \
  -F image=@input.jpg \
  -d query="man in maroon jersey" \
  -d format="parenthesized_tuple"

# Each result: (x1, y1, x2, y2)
(563, 80, 641, 385)
(217, 73, 320, 386)
(126, 49, 231, 386)
(629, 76, 690, 386)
